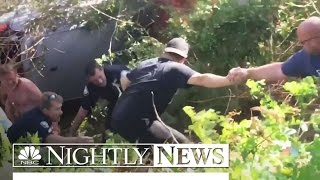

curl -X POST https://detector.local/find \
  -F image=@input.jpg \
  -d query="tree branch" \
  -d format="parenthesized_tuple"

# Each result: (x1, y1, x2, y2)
(151, 91, 179, 144)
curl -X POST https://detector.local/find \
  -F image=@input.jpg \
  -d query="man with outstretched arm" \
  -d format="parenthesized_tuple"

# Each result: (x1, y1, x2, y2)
(227, 16, 320, 83)
(112, 37, 236, 144)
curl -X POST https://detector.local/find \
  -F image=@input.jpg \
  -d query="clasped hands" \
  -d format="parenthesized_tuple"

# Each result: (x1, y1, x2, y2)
(226, 67, 249, 84)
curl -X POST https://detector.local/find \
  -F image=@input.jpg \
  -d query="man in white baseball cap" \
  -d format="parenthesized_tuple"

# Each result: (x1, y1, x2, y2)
(164, 37, 190, 58)
(114, 37, 237, 145)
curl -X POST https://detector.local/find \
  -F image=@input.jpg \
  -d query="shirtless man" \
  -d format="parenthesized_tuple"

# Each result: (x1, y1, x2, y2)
(0, 63, 60, 134)
(7, 91, 94, 143)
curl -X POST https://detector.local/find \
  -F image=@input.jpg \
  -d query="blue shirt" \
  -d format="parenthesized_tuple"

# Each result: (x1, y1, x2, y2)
(6, 108, 52, 143)
(281, 49, 320, 77)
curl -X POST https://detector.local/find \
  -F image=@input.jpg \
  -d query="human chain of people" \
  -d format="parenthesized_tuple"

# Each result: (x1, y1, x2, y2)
(0, 16, 320, 147)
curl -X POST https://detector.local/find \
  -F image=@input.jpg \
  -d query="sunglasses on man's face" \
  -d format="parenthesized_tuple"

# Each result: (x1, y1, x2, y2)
(48, 94, 57, 101)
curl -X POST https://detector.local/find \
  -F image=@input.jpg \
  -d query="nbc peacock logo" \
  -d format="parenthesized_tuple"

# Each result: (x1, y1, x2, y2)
(18, 146, 42, 165)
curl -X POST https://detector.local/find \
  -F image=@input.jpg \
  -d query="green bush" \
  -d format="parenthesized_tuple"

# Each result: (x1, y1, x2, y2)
(184, 77, 320, 179)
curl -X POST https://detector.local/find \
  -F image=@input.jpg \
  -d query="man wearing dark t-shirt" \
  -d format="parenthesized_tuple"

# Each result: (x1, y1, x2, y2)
(68, 61, 129, 136)
(227, 16, 320, 83)
(112, 37, 236, 144)
(7, 92, 93, 143)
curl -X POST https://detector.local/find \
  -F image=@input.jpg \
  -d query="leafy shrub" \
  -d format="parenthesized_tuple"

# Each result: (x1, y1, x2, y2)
(184, 77, 320, 179)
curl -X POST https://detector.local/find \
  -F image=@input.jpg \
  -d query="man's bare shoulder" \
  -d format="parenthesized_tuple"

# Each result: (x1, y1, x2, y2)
(20, 77, 35, 83)
(18, 78, 40, 91)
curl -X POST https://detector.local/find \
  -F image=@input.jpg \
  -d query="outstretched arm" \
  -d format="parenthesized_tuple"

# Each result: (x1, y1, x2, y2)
(187, 73, 234, 88)
(247, 62, 287, 82)
(228, 63, 288, 84)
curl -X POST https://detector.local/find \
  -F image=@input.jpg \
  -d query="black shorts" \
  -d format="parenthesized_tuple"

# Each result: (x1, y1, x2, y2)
(111, 94, 190, 144)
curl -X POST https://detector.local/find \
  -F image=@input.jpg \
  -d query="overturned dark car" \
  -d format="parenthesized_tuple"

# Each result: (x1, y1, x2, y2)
(0, 3, 124, 126)
(0, 1, 193, 130)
